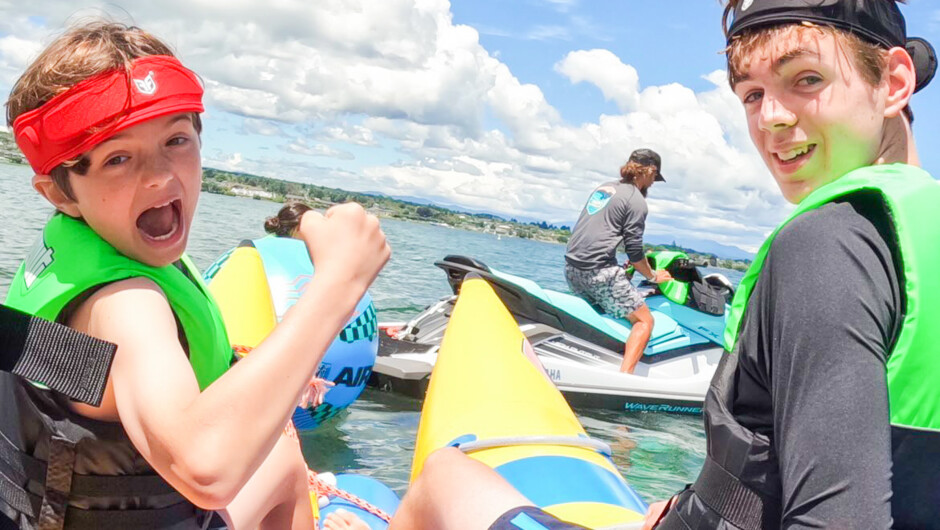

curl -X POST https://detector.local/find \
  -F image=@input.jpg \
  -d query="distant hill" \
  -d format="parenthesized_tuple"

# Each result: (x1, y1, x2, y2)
(365, 189, 753, 259)
(359, 191, 437, 207)
(361, 191, 548, 224)
(200, 168, 573, 244)
(366, 188, 753, 260)
(0, 130, 25, 165)
(646, 233, 754, 260)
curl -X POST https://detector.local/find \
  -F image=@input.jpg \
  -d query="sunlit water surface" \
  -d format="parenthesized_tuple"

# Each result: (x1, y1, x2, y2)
(0, 163, 743, 501)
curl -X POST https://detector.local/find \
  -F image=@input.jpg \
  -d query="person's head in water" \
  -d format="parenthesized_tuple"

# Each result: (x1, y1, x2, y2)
(723, 0, 935, 203)
(264, 201, 313, 237)
(620, 148, 665, 198)
(8, 21, 205, 267)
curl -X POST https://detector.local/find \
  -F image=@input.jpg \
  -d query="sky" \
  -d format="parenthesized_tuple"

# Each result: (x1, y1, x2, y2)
(1, 1, 939, 252)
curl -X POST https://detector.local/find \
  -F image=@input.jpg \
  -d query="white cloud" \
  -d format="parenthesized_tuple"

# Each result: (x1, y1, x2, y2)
(318, 124, 379, 146)
(0, 0, 785, 251)
(542, 0, 578, 14)
(555, 49, 640, 111)
(241, 118, 285, 137)
(0, 20, 44, 88)
(284, 138, 355, 160)
(525, 25, 571, 41)
(0, 35, 41, 70)
(204, 151, 244, 172)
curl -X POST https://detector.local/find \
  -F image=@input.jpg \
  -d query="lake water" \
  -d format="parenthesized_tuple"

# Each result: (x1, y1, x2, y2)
(0, 162, 736, 502)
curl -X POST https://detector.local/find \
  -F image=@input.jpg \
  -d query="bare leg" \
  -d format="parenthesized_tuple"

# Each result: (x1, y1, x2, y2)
(621, 304, 653, 374)
(221, 433, 314, 529)
(324, 509, 371, 530)
(388, 447, 533, 530)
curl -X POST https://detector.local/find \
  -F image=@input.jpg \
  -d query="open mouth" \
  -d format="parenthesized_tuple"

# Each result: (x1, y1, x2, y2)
(136, 199, 182, 242)
(774, 144, 816, 166)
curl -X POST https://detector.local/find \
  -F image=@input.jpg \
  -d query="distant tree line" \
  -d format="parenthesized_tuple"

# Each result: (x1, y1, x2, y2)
(199, 166, 750, 266)
(200, 168, 570, 242)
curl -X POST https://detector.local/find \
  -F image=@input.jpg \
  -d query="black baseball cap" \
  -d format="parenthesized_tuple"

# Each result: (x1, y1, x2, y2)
(628, 148, 665, 182)
(727, 0, 936, 92)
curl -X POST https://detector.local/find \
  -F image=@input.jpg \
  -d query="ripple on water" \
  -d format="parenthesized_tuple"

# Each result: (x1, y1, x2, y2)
(0, 163, 712, 503)
(579, 410, 706, 501)
(302, 389, 422, 494)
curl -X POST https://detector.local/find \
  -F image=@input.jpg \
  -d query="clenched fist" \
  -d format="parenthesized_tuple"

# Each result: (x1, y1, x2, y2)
(295, 203, 391, 293)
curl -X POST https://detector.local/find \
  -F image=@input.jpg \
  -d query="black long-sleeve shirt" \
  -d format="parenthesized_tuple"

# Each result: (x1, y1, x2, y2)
(731, 193, 903, 527)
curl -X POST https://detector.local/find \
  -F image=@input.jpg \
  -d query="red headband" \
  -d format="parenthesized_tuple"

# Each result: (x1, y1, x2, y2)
(12, 55, 204, 175)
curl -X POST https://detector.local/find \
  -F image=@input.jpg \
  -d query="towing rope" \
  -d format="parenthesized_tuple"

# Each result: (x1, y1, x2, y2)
(283, 421, 393, 525)
(235, 343, 390, 527)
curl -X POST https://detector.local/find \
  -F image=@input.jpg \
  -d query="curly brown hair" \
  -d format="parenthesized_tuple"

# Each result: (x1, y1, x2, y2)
(6, 20, 202, 197)
(619, 160, 657, 185)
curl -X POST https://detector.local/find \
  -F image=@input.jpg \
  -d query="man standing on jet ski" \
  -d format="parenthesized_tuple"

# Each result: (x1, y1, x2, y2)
(564, 148, 672, 374)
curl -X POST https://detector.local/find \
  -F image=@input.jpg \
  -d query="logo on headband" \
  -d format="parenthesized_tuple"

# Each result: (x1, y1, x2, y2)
(134, 71, 157, 95)
(741, 0, 754, 11)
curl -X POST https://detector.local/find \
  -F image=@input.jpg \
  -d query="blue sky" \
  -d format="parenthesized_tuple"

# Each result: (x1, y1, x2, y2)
(1, 1, 939, 252)
(453, 0, 940, 173)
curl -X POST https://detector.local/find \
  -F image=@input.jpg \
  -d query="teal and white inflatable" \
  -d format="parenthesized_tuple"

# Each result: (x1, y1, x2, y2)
(205, 236, 378, 430)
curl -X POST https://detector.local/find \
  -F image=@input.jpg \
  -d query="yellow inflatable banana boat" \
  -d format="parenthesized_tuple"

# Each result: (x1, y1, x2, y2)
(412, 276, 647, 528)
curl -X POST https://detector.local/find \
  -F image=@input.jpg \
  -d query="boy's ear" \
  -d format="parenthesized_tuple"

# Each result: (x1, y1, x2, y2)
(32, 174, 81, 218)
(884, 46, 917, 119)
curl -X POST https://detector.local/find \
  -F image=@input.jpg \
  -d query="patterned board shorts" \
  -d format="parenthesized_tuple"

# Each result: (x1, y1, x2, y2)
(565, 263, 644, 319)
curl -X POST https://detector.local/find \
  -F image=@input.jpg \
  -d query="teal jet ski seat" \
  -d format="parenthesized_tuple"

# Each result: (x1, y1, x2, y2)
(435, 255, 729, 357)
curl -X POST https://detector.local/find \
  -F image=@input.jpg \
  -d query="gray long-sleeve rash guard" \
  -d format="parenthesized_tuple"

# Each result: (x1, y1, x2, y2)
(565, 181, 647, 269)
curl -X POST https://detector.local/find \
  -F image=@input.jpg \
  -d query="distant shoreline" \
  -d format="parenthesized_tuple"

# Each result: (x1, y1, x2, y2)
(203, 168, 752, 270)
(201, 167, 575, 246)
(0, 130, 751, 269)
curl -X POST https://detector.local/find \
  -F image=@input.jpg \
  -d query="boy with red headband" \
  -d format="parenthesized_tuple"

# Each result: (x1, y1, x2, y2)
(645, 1, 940, 528)
(1, 21, 595, 530)
(2, 22, 389, 528)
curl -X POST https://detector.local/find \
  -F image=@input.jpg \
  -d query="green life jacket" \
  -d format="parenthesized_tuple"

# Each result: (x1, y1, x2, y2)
(5, 213, 232, 390)
(1, 213, 231, 529)
(657, 164, 940, 530)
(647, 250, 691, 305)
(725, 163, 940, 432)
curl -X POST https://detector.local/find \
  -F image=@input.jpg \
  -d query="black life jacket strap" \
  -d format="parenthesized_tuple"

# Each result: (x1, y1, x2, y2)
(0, 428, 179, 497)
(0, 427, 43, 520)
(0, 305, 116, 407)
(0, 426, 183, 526)
(691, 456, 773, 530)
(37, 436, 76, 530)
(0, 460, 41, 520)
(0, 429, 45, 490)
(65, 501, 201, 530)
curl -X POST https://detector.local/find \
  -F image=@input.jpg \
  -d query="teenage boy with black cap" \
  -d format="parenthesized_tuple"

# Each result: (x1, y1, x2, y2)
(646, 1, 940, 528)
(565, 148, 672, 374)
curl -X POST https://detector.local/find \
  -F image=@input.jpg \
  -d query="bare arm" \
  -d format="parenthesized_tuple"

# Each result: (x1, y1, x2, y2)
(69, 203, 389, 508)
(632, 257, 655, 280)
(631, 257, 671, 284)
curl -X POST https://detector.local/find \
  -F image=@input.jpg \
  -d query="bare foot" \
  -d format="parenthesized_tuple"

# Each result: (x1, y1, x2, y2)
(323, 508, 371, 530)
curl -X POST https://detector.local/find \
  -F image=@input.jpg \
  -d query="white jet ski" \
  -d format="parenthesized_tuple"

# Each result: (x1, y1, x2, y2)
(372, 252, 735, 414)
